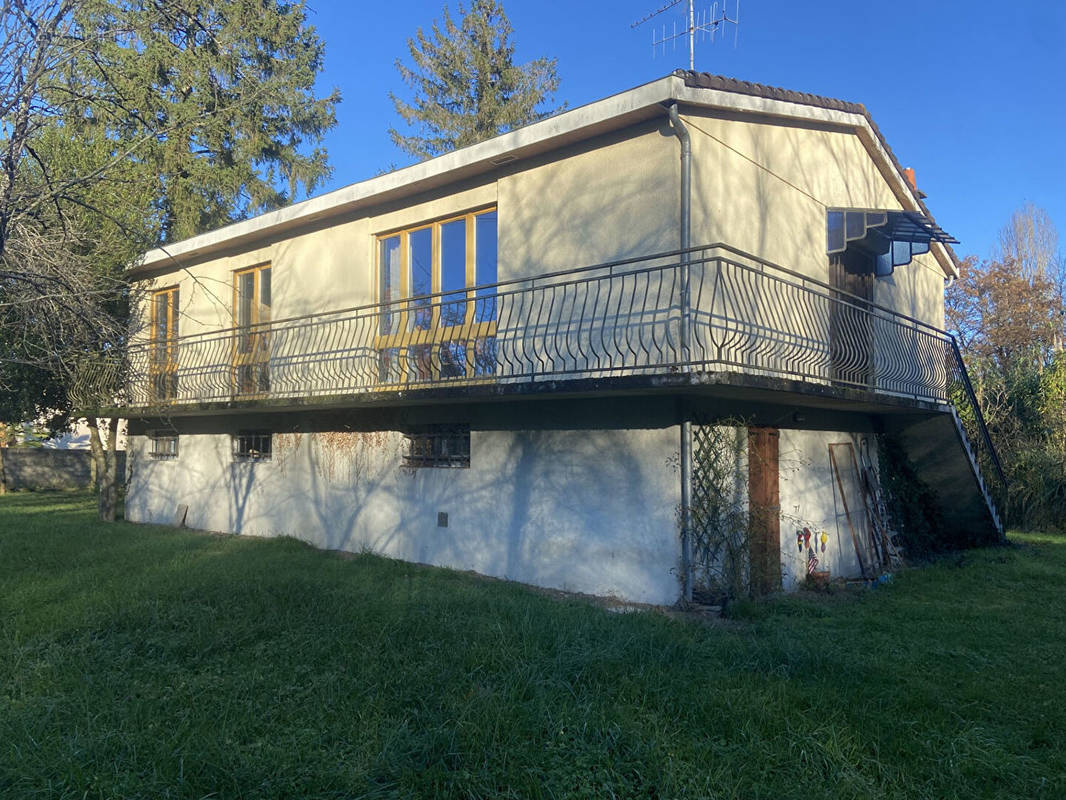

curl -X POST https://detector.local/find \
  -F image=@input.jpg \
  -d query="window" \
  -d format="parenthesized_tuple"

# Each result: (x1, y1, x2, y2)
(150, 287, 179, 401)
(234, 430, 272, 461)
(377, 208, 497, 384)
(148, 430, 179, 459)
(233, 263, 272, 395)
(403, 425, 470, 468)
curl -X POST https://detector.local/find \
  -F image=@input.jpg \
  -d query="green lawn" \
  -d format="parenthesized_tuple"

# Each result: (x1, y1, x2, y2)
(1, 492, 1063, 799)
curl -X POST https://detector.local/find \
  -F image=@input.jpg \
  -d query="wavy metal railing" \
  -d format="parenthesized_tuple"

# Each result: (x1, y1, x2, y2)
(78, 244, 972, 411)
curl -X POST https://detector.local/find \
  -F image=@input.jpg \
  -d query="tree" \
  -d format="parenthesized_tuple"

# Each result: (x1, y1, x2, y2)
(389, 0, 561, 159)
(0, 0, 340, 518)
(947, 205, 1066, 531)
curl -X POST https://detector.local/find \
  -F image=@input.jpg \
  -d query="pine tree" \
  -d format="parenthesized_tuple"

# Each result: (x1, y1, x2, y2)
(0, 0, 340, 519)
(389, 0, 561, 160)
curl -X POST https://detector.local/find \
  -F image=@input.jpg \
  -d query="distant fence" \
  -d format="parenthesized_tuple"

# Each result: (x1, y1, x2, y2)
(0, 449, 126, 491)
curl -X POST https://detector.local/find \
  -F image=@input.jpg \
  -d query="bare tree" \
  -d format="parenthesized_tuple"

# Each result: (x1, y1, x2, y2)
(0, 0, 339, 519)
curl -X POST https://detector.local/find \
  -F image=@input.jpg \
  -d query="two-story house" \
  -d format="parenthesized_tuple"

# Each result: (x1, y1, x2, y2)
(96, 72, 1004, 606)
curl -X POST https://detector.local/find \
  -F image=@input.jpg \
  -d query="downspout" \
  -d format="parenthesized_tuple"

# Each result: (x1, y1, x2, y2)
(667, 102, 694, 605)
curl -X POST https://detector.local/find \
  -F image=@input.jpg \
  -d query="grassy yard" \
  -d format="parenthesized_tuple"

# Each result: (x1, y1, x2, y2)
(0, 492, 1063, 799)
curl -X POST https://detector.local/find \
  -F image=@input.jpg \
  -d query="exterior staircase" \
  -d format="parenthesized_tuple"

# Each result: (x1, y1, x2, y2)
(887, 409, 1004, 544)
(885, 337, 1006, 546)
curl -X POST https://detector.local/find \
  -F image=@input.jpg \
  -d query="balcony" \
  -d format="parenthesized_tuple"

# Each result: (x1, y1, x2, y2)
(91, 244, 968, 407)
(76, 242, 1006, 516)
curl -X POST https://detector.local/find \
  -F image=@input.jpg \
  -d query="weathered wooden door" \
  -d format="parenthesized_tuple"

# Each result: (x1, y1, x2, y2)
(748, 426, 781, 595)
(828, 253, 874, 388)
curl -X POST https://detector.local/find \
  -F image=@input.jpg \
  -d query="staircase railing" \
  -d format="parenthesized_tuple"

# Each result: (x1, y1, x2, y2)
(945, 337, 1009, 525)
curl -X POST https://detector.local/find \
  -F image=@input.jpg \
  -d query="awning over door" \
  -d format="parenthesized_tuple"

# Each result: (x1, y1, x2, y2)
(827, 208, 958, 276)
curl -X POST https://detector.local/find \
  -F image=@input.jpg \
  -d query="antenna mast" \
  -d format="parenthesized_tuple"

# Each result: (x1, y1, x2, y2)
(632, 0, 740, 71)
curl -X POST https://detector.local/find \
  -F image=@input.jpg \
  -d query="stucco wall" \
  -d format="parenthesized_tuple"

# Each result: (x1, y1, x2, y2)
(135, 119, 678, 338)
(126, 423, 683, 606)
(684, 107, 945, 328)
(778, 428, 877, 589)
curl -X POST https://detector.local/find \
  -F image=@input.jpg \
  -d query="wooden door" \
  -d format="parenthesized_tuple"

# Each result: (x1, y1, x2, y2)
(828, 253, 874, 387)
(748, 426, 781, 595)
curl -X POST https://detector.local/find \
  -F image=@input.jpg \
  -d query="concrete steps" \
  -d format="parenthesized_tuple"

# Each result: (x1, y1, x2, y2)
(886, 410, 1004, 545)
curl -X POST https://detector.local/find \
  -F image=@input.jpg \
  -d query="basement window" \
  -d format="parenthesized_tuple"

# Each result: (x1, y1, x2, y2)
(148, 430, 179, 460)
(234, 430, 272, 462)
(403, 425, 470, 468)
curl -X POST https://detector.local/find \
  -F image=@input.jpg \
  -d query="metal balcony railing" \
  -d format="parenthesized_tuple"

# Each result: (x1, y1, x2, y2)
(75, 242, 1005, 501)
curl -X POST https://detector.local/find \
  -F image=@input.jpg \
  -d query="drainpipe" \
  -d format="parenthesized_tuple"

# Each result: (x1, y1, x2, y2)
(668, 102, 694, 605)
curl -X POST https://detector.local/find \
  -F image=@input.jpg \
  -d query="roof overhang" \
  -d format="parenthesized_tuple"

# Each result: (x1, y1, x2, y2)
(134, 71, 960, 279)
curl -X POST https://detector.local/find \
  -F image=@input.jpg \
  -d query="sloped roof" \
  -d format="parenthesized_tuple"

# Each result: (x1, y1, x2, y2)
(135, 72, 958, 276)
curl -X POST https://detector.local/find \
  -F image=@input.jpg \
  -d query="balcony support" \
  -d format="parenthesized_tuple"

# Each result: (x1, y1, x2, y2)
(668, 101, 694, 604)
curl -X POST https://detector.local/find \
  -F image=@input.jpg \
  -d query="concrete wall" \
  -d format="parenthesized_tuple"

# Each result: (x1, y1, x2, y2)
(125, 398, 892, 603)
(1, 449, 126, 491)
(126, 410, 683, 606)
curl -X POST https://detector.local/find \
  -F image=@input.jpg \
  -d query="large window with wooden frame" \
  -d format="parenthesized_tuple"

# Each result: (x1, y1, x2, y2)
(377, 208, 497, 385)
(233, 263, 272, 396)
(150, 287, 179, 401)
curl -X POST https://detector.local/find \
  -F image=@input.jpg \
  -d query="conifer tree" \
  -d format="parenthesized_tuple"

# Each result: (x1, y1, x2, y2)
(389, 0, 561, 159)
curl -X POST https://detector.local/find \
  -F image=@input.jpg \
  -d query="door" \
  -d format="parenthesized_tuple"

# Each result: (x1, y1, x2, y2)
(748, 426, 781, 595)
(828, 252, 874, 388)
(233, 264, 271, 395)
(150, 287, 179, 402)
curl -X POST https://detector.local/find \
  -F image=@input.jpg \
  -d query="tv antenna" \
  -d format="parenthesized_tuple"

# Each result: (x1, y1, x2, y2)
(632, 0, 740, 71)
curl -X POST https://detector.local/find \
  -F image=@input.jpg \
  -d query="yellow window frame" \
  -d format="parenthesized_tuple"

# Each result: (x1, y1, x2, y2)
(149, 286, 179, 400)
(375, 208, 497, 384)
(232, 262, 272, 395)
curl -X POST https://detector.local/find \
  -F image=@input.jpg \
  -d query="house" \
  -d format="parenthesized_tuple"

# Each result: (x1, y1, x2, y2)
(95, 71, 1005, 605)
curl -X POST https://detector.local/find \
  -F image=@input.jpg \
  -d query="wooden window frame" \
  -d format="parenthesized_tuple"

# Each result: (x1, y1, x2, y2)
(375, 208, 497, 385)
(232, 263, 272, 396)
(149, 286, 180, 402)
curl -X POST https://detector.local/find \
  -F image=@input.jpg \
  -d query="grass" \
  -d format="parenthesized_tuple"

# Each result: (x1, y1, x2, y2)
(1, 492, 1064, 799)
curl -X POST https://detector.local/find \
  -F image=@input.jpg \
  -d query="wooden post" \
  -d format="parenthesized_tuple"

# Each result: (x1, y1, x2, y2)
(747, 426, 781, 595)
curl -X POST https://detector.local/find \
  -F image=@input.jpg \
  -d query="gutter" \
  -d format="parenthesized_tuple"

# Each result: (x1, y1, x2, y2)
(667, 102, 694, 605)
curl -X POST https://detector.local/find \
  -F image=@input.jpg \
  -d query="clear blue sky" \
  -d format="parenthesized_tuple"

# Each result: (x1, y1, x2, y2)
(306, 0, 1064, 261)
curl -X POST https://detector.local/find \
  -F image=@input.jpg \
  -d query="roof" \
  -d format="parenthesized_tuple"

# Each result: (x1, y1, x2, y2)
(134, 71, 959, 277)
(681, 72, 961, 270)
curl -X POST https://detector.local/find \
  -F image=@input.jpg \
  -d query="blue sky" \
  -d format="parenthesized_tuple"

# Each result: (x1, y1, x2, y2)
(306, 0, 1064, 261)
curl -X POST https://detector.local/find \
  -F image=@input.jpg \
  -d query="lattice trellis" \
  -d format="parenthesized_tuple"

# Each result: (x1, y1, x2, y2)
(689, 421, 749, 600)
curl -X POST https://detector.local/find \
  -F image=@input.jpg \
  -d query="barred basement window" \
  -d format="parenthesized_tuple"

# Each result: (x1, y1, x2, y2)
(234, 430, 272, 461)
(403, 425, 470, 468)
(148, 431, 179, 459)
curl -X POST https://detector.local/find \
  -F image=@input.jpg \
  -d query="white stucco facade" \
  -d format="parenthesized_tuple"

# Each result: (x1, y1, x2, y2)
(127, 422, 684, 605)
(121, 73, 963, 605)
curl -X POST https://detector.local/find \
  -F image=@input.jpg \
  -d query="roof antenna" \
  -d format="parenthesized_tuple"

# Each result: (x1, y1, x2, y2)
(632, 0, 740, 71)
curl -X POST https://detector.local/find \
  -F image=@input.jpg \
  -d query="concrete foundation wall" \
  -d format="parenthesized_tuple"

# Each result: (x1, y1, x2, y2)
(126, 423, 683, 606)
(125, 406, 890, 603)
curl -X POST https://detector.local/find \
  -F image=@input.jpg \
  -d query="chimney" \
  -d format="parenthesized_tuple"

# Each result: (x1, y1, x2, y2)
(903, 167, 917, 192)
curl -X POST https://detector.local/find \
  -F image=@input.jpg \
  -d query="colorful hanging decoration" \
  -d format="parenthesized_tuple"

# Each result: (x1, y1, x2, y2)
(797, 530, 804, 553)
(820, 530, 828, 553)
